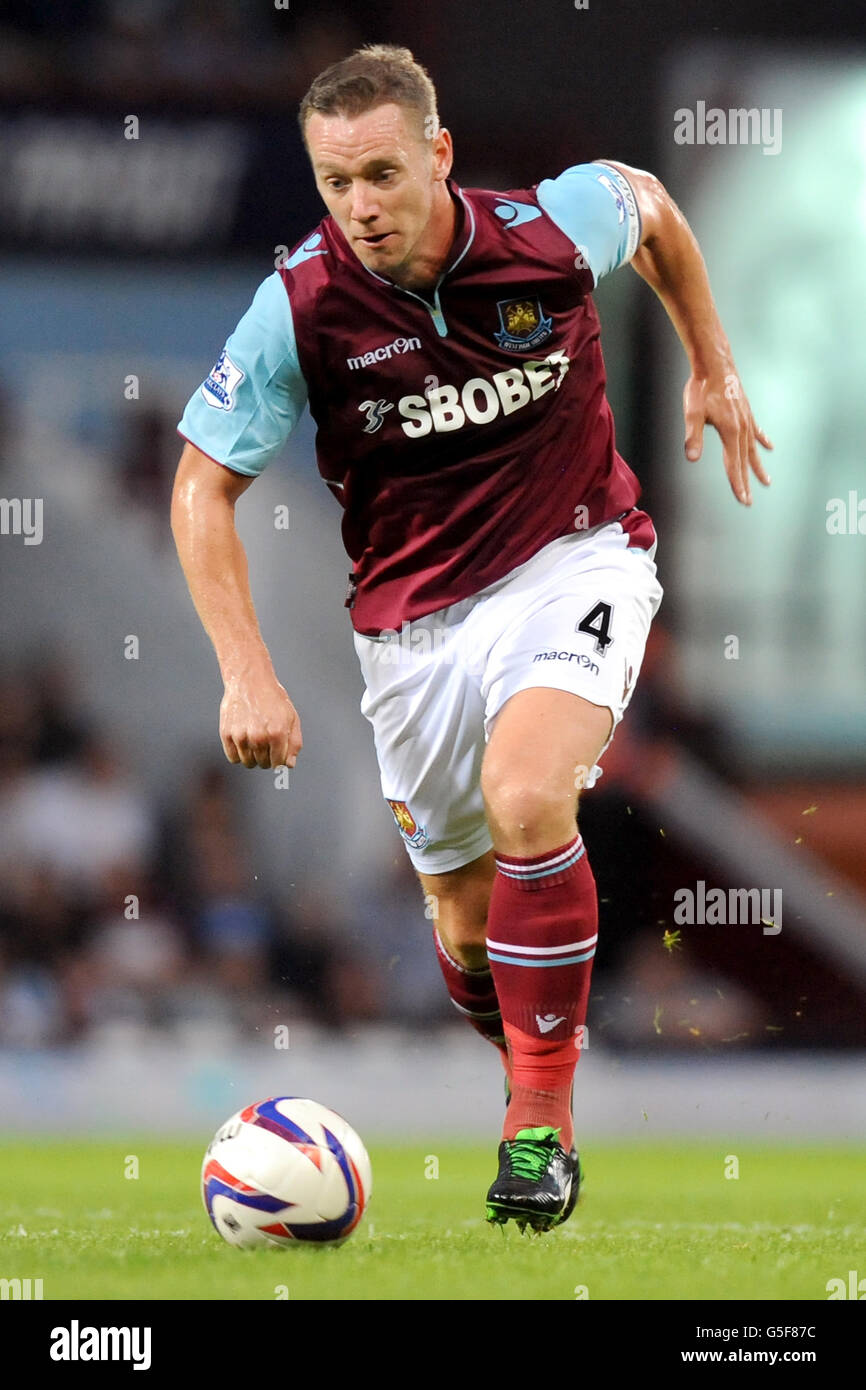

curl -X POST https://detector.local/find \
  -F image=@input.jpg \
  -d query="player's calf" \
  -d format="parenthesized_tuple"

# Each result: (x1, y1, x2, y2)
(417, 851, 495, 964)
(416, 852, 510, 1074)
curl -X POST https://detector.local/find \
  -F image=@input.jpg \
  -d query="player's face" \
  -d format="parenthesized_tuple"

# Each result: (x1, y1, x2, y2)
(306, 103, 453, 285)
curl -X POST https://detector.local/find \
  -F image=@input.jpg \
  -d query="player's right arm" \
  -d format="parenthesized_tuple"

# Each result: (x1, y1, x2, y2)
(171, 441, 301, 769)
(171, 271, 309, 769)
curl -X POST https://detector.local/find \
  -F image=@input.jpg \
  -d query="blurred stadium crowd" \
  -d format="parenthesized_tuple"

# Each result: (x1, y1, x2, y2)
(0, 0, 397, 110)
(0, 656, 399, 1046)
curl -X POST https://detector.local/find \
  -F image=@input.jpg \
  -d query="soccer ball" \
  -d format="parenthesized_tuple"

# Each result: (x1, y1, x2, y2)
(201, 1096, 372, 1247)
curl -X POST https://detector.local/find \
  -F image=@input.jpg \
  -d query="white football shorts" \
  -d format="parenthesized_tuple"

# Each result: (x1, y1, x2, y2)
(353, 513, 663, 874)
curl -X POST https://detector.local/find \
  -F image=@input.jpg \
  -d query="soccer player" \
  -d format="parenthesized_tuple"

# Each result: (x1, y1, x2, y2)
(171, 44, 772, 1232)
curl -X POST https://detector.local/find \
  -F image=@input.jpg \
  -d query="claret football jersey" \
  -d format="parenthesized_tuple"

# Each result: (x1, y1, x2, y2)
(178, 160, 656, 636)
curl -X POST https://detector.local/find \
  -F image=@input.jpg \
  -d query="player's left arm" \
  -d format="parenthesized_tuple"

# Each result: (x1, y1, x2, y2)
(601, 159, 773, 506)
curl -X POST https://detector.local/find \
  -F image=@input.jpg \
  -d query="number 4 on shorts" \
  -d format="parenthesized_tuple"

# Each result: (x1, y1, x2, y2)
(575, 601, 614, 655)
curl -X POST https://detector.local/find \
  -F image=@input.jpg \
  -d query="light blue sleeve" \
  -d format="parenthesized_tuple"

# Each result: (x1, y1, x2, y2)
(536, 161, 642, 284)
(178, 271, 308, 477)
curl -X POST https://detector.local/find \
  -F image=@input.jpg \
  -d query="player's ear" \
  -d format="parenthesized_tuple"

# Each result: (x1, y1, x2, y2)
(431, 126, 453, 181)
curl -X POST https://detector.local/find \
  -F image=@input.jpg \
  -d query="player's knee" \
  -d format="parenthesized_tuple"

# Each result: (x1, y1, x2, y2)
(481, 774, 576, 850)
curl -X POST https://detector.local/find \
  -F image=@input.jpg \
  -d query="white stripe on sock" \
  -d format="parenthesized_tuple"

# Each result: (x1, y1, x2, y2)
(484, 933, 597, 956)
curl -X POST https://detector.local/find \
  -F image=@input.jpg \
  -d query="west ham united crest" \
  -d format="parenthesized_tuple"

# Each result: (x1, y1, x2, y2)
(386, 798, 430, 850)
(494, 297, 553, 352)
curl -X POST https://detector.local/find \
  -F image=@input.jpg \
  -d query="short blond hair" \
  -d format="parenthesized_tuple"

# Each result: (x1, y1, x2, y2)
(299, 43, 438, 144)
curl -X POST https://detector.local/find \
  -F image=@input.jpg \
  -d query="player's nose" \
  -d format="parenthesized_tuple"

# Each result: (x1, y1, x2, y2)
(350, 181, 380, 223)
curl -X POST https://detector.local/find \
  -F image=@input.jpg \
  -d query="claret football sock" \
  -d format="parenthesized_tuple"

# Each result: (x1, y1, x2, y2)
(485, 832, 597, 1153)
(432, 925, 511, 1082)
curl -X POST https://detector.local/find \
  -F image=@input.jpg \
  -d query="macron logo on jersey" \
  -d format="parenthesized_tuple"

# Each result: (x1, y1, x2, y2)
(347, 335, 422, 370)
(494, 199, 543, 228)
(282, 232, 328, 269)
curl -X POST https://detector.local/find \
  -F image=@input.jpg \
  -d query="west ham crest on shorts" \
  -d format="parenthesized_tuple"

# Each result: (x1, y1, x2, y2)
(494, 297, 553, 352)
(386, 799, 430, 850)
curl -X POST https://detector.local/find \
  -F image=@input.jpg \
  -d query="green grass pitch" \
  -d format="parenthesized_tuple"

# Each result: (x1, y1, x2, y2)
(1, 1140, 864, 1300)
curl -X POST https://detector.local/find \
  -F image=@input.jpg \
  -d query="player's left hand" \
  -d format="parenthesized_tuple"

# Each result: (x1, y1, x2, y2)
(682, 369, 773, 506)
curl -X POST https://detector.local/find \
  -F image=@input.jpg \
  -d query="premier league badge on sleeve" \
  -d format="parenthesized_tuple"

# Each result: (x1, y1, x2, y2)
(201, 348, 245, 411)
(494, 297, 553, 352)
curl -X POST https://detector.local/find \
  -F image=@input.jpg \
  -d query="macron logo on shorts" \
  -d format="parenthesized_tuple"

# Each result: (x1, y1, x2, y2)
(533, 650, 599, 675)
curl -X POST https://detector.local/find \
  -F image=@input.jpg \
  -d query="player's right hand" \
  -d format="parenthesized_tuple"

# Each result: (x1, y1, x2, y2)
(219, 675, 302, 769)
